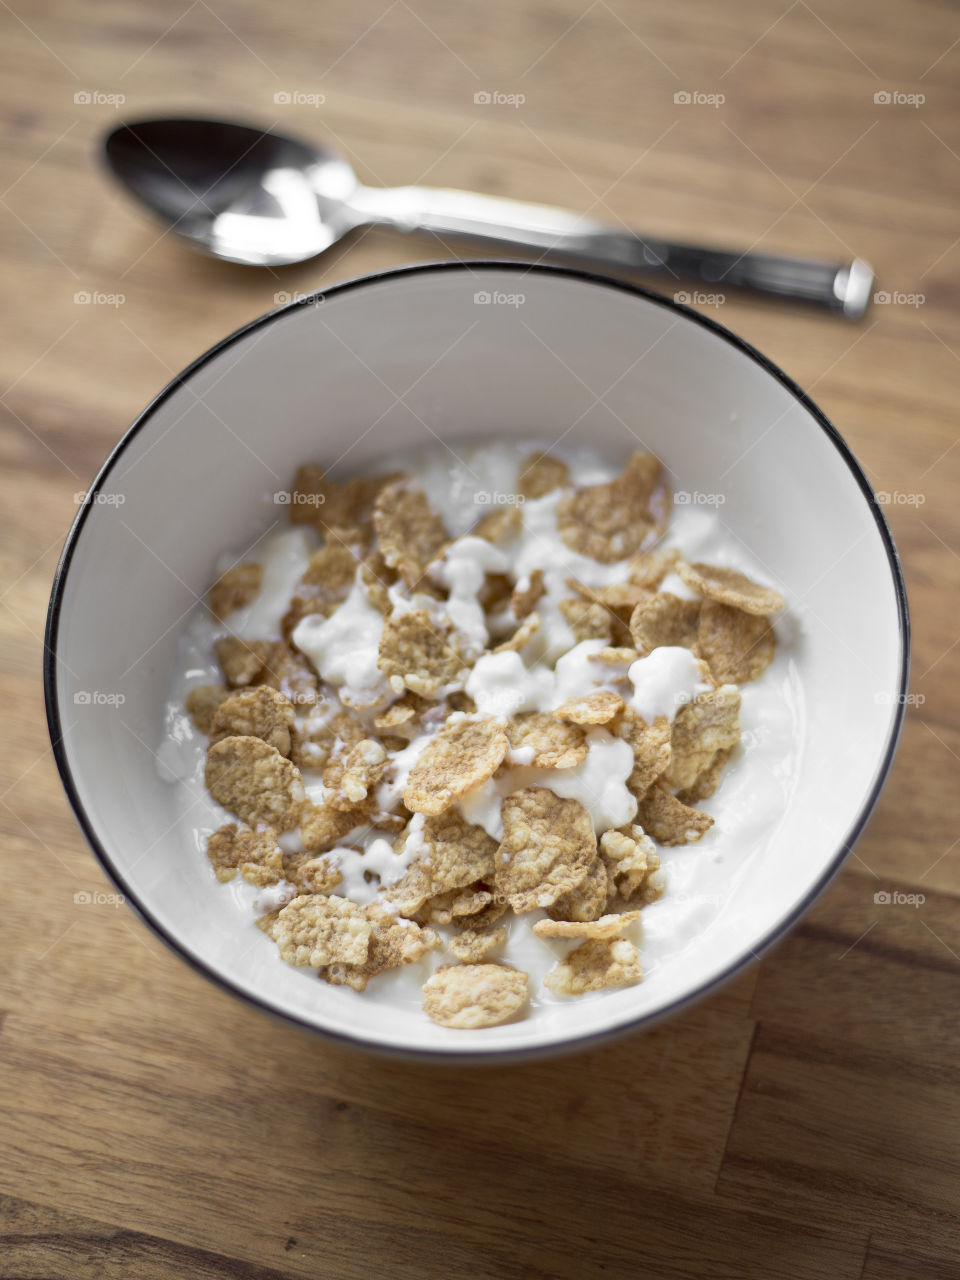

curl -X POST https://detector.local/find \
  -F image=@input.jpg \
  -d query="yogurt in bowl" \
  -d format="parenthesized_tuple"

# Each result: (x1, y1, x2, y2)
(44, 262, 907, 1058)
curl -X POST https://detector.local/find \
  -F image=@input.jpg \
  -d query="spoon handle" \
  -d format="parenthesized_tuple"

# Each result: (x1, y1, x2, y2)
(355, 185, 873, 318)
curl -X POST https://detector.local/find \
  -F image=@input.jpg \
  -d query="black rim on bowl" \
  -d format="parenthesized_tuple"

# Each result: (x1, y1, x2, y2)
(43, 260, 911, 1062)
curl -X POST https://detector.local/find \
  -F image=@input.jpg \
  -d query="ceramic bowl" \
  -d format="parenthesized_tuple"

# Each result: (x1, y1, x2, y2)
(44, 262, 908, 1060)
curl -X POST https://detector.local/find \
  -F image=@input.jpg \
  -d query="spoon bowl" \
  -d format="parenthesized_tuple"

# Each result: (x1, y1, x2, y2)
(105, 119, 360, 265)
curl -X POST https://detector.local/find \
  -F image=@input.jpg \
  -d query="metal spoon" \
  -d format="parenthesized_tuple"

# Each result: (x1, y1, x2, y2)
(104, 118, 874, 317)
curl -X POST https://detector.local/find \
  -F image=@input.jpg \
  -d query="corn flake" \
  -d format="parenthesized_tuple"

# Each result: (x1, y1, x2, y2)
(696, 599, 777, 684)
(626, 547, 680, 588)
(209, 685, 296, 756)
(378, 611, 468, 697)
(206, 822, 280, 884)
(449, 925, 508, 962)
(215, 636, 266, 688)
(493, 611, 541, 654)
(615, 709, 672, 801)
(495, 787, 597, 913)
(205, 735, 305, 831)
(404, 716, 509, 815)
(300, 800, 362, 852)
(373, 480, 449, 587)
(324, 902, 440, 991)
(553, 689, 625, 726)
(282, 851, 344, 895)
(676, 746, 735, 805)
(387, 811, 499, 915)
(517, 451, 570, 499)
(544, 937, 643, 995)
(505, 712, 587, 769)
(568, 578, 655, 612)
(630, 593, 701, 654)
(546, 856, 611, 922)
(324, 738, 388, 810)
(533, 910, 641, 940)
(665, 686, 740, 791)
(472, 506, 522, 543)
(599, 826, 662, 902)
(511, 568, 545, 620)
(556, 451, 664, 563)
(265, 893, 372, 967)
(636, 783, 714, 845)
(676, 560, 784, 616)
(423, 963, 529, 1029)
(185, 684, 228, 733)
(289, 465, 400, 543)
(209, 563, 262, 621)
(417, 886, 498, 926)
(558, 596, 614, 644)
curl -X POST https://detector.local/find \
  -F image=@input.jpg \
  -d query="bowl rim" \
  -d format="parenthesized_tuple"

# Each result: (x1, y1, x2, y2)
(43, 259, 910, 1063)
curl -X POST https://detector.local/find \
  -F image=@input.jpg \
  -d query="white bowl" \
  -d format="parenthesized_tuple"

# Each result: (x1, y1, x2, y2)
(45, 262, 908, 1060)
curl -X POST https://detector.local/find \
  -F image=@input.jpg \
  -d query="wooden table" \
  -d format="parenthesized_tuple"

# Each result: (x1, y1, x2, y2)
(2, 2, 958, 1276)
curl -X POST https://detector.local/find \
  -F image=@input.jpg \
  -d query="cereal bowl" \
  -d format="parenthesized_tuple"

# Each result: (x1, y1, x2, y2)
(44, 262, 908, 1059)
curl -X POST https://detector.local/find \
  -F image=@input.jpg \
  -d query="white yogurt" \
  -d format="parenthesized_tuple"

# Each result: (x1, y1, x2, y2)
(292, 574, 392, 709)
(628, 646, 713, 723)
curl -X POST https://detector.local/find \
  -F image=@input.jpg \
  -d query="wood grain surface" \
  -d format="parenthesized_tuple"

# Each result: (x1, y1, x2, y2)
(2, 1, 958, 1276)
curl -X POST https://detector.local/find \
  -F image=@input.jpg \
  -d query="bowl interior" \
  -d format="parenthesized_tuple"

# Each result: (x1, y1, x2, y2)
(47, 264, 906, 1057)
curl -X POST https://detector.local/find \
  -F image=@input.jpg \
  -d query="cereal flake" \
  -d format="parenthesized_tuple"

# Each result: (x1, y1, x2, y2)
(553, 689, 625, 726)
(676, 561, 785, 616)
(449, 925, 507, 962)
(209, 685, 296, 756)
(533, 910, 641, 940)
(209, 563, 262, 621)
(373, 481, 449, 587)
(696, 599, 777, 685)
(630, 593, 701, 654)
(636, 783, 714, 845)
(505, 712, 587, 769)
(495, 787, 597, 913)
(265, 893, 372, 967)
(404, 716, 509, 815)
(423, 964, 529, 1029)
(544, 937, 643, 995)
(517, 451, 570, 499)
(378, 611, 468, 698)
(665, 686, 740, 791)
(185, 684, 228, 733)
(556, 451, 664, 563)
(205, 735, 305, 831)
